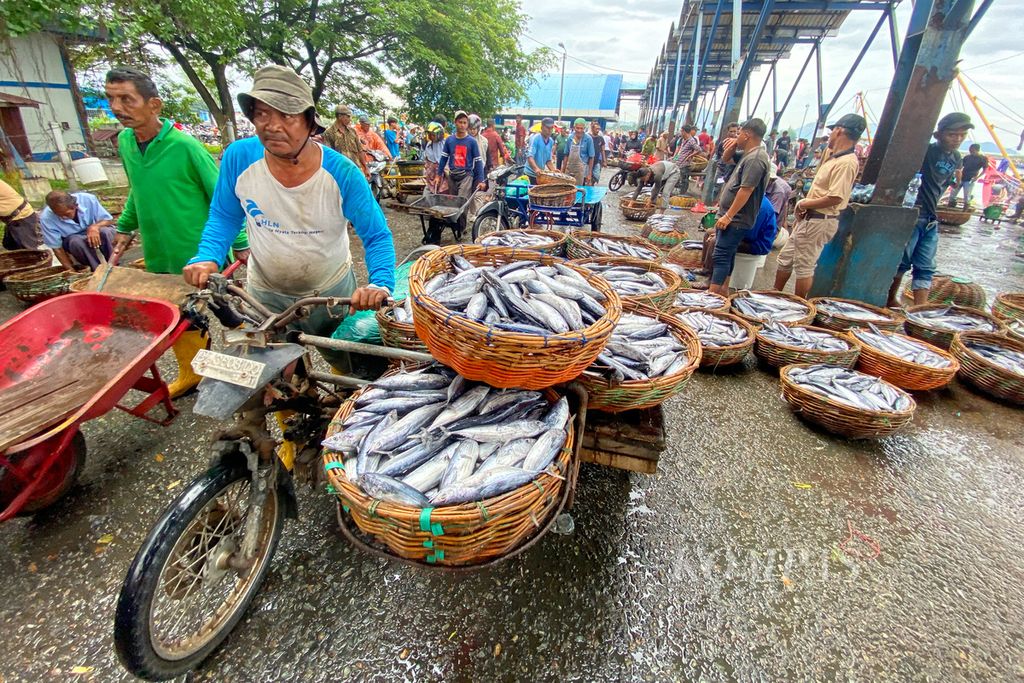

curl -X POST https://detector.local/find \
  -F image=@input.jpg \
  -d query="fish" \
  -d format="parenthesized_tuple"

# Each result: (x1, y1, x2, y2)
(758, 322, 849, 352)
(361, 393, 447, 415)
(577, 262, 669, 298)
(372, 372, 451, 392)
(429, 467, 538, 506)
(439, 440, 481, 489)
(357, 410, 399, 472)
(815, 298, 891, 323)
(963, 339, 1024, 376)
(429, 385, 491, 431)
(674, 291, 726, 309)
(449, 419, 550, 442)
(645, 214, 684, 233)
(479, 230, 555, 249)
(787, 364, 912, 412)
(402, 445, 458, 492)
(906, 307, 997, 333)
(731, 292, 811, 323)
(321, 422, 374, 454)
(367, 403, 446, 455)
(675, 310, 749, 347)
(542, 396, 570, 430)
(579, 235, 660, 260)
(522, 429, 566, 472)
(851, 327, 951, 368)
(585, 312, 691, 383)
(359, 473, 431, 507)
(475, 438, 536, 473)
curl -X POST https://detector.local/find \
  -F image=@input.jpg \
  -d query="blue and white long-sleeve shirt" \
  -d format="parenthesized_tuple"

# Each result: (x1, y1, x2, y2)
(190, 137, 395, 297)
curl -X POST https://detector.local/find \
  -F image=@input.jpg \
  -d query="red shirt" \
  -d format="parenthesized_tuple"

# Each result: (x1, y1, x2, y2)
(483, 128, 508, 168)
(515, 123, 527, 149)
(698, 132, 712, 150)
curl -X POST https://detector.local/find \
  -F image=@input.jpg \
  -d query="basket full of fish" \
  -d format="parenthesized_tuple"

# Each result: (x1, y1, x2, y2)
(950, 331, 1024, 406)
(672, 308, 755, 368)
(992, 292, 1024, 325)
(321, 364, 576, 566)
(672, 289, 729, 311)
(576, 303, 701, 412)
(666, 240, 705, 270)
(376, 299, 429, 352)
(475, 229, 567, 256)
(565, 231, 661, 261)
(729, 291, 816, 327)
(903, 304, 1006, 350)
(572, 256, 682, 310)
(780, 364, 916, 439)
(754, 322, 860, 369)
(407, 245, 621, 389)
(810, 297, 904, 332)
(643, 213, 690, 248)
(849, 325, 958, 391)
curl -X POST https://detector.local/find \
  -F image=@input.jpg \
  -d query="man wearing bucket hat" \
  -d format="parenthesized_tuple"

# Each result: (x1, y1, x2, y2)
(773, 113, 864, 299)
(183, 65, 396, 370)
(561, 117, 595, 185)
(322, 104, 367, 176)
(886, 112, 973, 307)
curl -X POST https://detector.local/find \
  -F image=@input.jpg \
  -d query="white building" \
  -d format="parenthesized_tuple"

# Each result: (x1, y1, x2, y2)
(0, 31, 91, 160)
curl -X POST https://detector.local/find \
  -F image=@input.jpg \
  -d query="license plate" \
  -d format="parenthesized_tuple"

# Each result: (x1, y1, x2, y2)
(191, 350, 266, 389)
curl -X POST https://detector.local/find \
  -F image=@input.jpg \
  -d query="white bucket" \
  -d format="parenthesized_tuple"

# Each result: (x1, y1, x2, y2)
(731, 253, 767, 290)
(72, 156, 108, 185)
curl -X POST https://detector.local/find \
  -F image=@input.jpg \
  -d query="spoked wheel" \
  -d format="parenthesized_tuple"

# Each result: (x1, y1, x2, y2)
(608, 171, 625, 192)
(472, 210, 511, 241)
(114, 461, 284, 681)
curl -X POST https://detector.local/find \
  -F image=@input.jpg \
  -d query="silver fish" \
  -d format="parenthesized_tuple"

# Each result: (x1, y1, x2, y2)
(429, 467, 537, 506)
(402, 446, 457, 492)
(429, 385, 491, 431)
(450, 419, 550, 442)
(359, 473, 430, 507)
(787, 364, 911, 412)
(479, 230, 553, 249)
(368, 402, 446, 455)
(906, 307, 997, 333)
(964, 340, 1024, 376)
(439, 440, 480, 489)
(759, 322, 849, 352)
(522, 428, 566, 472)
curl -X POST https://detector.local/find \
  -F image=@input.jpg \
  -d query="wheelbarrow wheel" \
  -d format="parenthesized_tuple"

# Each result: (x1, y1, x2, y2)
(114, 460, 284, 681)
(12, 429, 87, 514)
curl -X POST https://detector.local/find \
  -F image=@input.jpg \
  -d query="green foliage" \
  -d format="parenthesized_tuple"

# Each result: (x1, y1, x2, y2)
(202, 143, 222, 155)
(0, 2, 89, 37)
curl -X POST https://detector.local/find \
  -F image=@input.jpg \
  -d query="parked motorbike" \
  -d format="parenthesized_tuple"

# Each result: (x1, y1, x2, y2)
(608, 152, 655, 192)
(366, 149, 389, 202)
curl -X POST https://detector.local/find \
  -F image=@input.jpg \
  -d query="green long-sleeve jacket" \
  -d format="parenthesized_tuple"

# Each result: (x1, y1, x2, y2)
(117, 119, 247, 274)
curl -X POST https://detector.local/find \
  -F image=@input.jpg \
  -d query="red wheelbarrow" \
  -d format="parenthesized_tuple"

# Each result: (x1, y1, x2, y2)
(0, 292, 188, 520)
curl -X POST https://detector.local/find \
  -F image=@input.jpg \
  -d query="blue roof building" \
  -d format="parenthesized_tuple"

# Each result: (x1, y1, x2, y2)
(499, 73, 625, 125)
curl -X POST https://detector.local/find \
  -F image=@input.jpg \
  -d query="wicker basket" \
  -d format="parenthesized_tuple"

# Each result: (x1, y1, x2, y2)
(565, 231, 660, 261)
(322, 385, 575, 566)
(671, 307, 755, 368)
(644, 226, 690, 249)
(850, 329, 959, 391)
(577, 302, 701, 412)
(3, 266, 87, 304)
(666, 242, 705, 270)
(688, 155, 709, 172)
(668, 196, 697, 208)
(528, 183, 577, 209)
(903, 275, 987, 309)
(754, 325, 860, 369)
(729, 291, 817, 328)
(950, 332, 1024, 405)
(408, 245, 621, 389)
(935, 207, 973, 226)
(809, 297, 905, 332)
(572, 256, 682, 310)
(992, 292, 1024, 324)
(619, 197, 659, 221)
(537, 170, 576, 186)
(0, 249, 51, 286)
(672, 289, 729, 311)
(780, 364, 916, 439)
(475, 229, 567, 256)
(903, 304, 1006, 350)
(375, 301, 428, 352)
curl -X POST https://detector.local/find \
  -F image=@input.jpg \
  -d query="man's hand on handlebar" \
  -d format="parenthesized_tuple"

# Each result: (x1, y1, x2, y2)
(183, 261, 220, 289)
(349, 286, 389, 315)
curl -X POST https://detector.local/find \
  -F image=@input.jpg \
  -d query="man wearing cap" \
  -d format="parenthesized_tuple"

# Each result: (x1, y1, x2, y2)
(322, 105, 368, 176)
(526, 117, 557, 184)
(772, 114, 863, 299)
(356, 115, 391, 163)
(709, 118, 770, 296)
(422, 122, 448, 193)
(561, 118, 595, 185)
(436, 111, 485, 198)
(183, 65, 395, 371)
(105, 67, 249, 397)
(886, 112, 972, 308)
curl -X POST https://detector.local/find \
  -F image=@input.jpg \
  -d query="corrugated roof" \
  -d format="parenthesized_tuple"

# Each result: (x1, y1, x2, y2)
(0, 92, 40, 108)
(501, 74, 625, 119)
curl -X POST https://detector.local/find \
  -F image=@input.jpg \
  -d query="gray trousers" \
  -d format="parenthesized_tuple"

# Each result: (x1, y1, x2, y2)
(63, 226, 117, 269)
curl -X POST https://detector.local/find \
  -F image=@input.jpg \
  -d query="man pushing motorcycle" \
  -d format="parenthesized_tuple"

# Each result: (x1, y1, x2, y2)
(183, 65, 396, 371)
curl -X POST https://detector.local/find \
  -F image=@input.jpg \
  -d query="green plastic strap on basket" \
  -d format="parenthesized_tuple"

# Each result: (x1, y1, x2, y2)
(426, 549, 445, 564)
(325, 484, 337, 495)
(342, 504, 350, 513)
(324, 462, 345, 472)
(476, 502, 491, 522)
(368, 499, 382, 518)
(418, 507, 444, 536)
(423, 539, 433, 548)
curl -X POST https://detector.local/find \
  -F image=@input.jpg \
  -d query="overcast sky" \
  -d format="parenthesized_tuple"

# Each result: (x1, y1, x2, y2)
(521, 0, 1024, 148)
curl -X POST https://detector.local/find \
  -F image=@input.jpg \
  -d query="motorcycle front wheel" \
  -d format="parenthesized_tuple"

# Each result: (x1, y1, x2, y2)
(114, 461, 284, 681)
(471, 210, 512, 241)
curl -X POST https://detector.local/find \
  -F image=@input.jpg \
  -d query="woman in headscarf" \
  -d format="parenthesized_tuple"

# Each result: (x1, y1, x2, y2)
(422, 122, 448, 193)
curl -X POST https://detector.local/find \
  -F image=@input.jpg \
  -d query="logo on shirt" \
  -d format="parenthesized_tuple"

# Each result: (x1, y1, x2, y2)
(244, 199, 280, 230)
(454, 144, 468, 168)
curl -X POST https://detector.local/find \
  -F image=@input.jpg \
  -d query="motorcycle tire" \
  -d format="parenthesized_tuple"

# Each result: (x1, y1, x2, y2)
(471, 210, 511, 241)
(608, 172, 625, 192)
(114, 461, 284, 681)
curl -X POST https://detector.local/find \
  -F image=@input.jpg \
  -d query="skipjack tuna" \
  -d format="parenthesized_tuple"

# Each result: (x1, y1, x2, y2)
(322, 364, 570, 507)
(787, 364, 912, 412)
(815, 298, 891, 323)
(905, 307, 997, 333)
(851, 325, 951, 368)
(645, 214, 684, 233)
(576, 261, 670, 297)
(759, 323, 850, 352)
(478, 230, 554, 249)
(580, 236, 660, 260)
(422, 254, 607, 336)
(963, 339, 1024, 377)
(674, 290, 725, 309)
(674, 310, 749, 347)
(732, 292, 811, 323)
(584, 312, 693, 382)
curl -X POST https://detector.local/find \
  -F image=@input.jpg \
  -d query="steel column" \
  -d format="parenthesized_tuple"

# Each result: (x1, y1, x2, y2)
(770, 41, 818, 136)
(722, 0, 776, 132)
(887, 1, 900, 67)
(814, 40, 824, 136)
(694, 0, 726, 114)
(820, 10, 889, 128)
(671, 28, 684, 127)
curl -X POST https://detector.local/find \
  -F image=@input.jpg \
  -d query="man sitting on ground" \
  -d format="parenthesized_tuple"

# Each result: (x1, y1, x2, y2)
(39, 190, 117, 270)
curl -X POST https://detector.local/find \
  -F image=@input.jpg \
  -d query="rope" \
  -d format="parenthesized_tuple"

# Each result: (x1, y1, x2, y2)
(839, 519, 881, 560)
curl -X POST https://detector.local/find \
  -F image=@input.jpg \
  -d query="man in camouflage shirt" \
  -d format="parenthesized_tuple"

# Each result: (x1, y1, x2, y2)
(322, 104, 367, 176)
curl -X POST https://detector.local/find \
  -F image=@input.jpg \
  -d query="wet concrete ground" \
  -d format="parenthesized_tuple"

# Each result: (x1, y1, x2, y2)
(0, 178, 1022, 682)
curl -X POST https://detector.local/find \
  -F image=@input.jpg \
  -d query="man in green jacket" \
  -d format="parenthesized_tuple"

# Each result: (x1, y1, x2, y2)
(106, 67, 249, 397)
